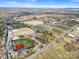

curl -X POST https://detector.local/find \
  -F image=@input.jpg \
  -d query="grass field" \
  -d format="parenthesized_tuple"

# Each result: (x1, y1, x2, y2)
(13, 38, 35, 49)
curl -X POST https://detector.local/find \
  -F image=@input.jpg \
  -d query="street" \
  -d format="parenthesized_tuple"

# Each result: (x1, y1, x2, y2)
(6, 26, 13, 59)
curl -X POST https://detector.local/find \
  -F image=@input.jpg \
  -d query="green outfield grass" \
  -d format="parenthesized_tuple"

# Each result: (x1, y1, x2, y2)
(13, 38, 35, 49)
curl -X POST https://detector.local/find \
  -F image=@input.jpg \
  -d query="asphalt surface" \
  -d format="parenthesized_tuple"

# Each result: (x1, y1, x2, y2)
(6, 26, 13, 59)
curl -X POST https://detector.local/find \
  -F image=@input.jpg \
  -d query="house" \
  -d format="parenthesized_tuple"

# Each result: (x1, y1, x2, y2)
(76, 27, 79, 31)
(67, 34, 75, 38)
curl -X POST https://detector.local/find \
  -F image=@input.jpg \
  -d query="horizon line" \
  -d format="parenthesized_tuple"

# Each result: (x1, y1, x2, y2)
(0, 6, 79, 8)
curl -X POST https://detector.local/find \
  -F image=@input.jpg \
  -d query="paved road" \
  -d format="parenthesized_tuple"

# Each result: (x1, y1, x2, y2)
(6, 26, 13, 59)
(32, 37, 42, 44)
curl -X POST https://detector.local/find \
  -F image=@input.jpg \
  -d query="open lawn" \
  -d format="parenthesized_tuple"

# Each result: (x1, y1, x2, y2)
(13, 38, 35, 49)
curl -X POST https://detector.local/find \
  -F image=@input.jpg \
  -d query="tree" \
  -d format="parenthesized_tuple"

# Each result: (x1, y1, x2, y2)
(0, 24, 5, 37)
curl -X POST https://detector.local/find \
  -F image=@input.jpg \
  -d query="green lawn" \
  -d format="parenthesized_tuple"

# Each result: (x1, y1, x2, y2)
(13, 38, 34, 49)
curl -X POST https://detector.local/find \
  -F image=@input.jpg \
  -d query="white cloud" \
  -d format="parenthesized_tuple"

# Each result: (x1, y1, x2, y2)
(0, 3, 79, 8)
(0, 0, 79, 8)
(0, 0, 37, 7)
(0, 1, 35, 7)
(0, 0, 37, 5)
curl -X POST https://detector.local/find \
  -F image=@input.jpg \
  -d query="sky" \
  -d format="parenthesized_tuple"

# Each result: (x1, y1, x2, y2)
(0, 0, 79, 8)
